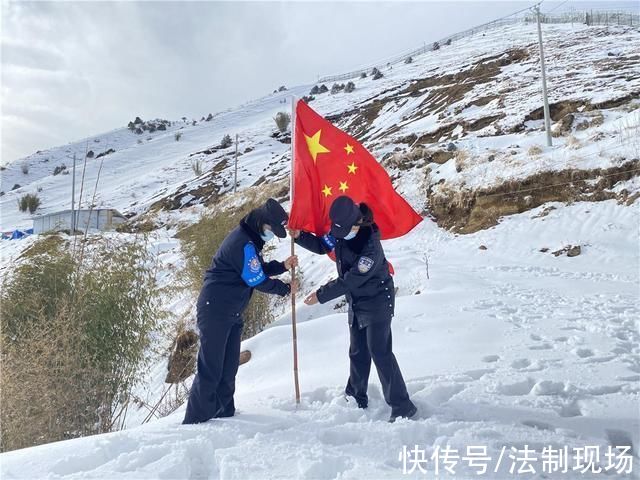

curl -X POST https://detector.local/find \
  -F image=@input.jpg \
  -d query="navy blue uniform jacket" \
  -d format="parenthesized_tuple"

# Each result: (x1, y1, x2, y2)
(295, 224, 395, 328)
(198, 220, 290, 322)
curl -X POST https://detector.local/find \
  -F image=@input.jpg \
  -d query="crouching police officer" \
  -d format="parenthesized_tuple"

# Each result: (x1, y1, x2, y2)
(291, 196, 417, 423)
(183, 198, 298, 424)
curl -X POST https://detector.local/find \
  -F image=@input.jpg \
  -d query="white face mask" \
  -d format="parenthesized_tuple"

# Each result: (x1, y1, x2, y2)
(343, 230, 357, 240)
(261, 229, 275, 242)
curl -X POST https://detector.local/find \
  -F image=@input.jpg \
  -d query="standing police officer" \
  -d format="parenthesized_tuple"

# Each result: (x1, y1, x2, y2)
(183, 198, 298, 424)
(292, 196, 417, 423)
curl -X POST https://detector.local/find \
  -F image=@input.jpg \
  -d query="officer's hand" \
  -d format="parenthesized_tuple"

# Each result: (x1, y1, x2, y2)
(284, 255, 298, 270)
(288, 279, 300, 295)
(304, 292, 319, 305)
(288, 228, 301, 239)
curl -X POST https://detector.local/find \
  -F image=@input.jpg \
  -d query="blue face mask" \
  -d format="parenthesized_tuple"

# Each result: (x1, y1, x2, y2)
(343, 230, 357, 240)
(261, 229, 275, 242)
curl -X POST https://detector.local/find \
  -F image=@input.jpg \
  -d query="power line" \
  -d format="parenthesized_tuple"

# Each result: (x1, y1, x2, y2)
(544, 0, 571, 15)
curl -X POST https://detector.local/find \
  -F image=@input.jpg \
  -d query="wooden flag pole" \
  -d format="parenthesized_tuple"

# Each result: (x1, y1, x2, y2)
(290, 95, 301, 404)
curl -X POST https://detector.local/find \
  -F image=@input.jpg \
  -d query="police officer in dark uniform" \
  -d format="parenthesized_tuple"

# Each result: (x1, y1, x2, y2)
(183, 198, 298, 424)
(292, 196, 417, 422)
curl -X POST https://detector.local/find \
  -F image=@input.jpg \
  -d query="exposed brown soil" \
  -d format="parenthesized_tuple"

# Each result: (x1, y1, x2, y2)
(428, 160, 640, 233)
(326, 48, 530, 142)
(515, 93, 639, 134)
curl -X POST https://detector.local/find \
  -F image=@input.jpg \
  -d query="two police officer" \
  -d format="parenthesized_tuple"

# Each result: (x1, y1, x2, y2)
(292, 196, 417, 423)
(183, 198, 298, 424)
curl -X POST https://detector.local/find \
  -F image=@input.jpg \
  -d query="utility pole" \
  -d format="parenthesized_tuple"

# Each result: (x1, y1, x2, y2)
(233, 134, 239, 193)
(71, 153, 76, 233)
(534, 5, 553, 147)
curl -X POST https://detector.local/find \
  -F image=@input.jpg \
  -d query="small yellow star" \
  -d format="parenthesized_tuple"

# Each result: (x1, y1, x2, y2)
(344, 143, 355, 155)
(305, 130, 330, 163)
(322, 184, 333, 197)
(347, 162, 358, 174)
(339, 181, 349, 193)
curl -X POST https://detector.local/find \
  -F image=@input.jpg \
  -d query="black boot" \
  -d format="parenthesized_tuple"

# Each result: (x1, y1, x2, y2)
(388, 403, 417, 423)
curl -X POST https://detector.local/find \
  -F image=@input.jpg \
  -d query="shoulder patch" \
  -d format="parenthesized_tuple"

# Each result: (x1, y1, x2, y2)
(242, 243, 266, 287)
(357, 256, 374, 273)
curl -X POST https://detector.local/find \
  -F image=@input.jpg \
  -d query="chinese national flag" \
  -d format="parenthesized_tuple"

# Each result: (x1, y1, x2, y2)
(289, 99, 422, 239)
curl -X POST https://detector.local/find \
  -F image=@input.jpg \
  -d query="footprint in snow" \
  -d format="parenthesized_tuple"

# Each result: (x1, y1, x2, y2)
(573, 347, 595, 358)
(531, 380, 566, 396)
(492, 378, 536, 396)
(482, 354, 500, 363)
(521, 419, 556, 431)
(511, 358, 531, 369)
(420, 383, 466, 405)
(462, 368, 495, 381)
(558, 400, 583, 417)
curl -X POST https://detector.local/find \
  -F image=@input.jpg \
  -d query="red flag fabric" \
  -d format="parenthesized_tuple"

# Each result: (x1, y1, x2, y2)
(289, 100, 422, 239)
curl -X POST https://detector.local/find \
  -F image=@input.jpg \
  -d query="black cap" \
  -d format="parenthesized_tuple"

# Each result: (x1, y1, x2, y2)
(329, 196, 362, 239)
(262, 198, 288, 238)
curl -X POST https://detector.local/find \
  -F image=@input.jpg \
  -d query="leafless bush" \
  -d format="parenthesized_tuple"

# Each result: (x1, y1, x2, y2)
(274, 112, 291, 133)
(528, 145, 543, 157)
(454, 150, 470, 172)
(191, 159, 203, 176)
(220, 134, 233, 148)
(566, 135, 581, 149)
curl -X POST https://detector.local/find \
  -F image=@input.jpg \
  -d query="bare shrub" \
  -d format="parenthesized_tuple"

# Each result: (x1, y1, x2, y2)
(566, 135, 581, 149)
(330, 83, 345, 94)
(191, 159, 203, 176)
(156, 383, 191, 418)
(528, 145, 543, 157)
(454, 150, 470, 172)
(220, 134, 233, 148)
(274, 112, 291, 133)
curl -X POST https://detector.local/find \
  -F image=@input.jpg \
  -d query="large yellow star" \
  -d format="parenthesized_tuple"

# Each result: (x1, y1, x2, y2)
(339, 181, 349, 193)
(344, 143, 355, 155)
(305, 130, 330, 163)
(347, 162, 358, 174)
(322, 184, 333, 197)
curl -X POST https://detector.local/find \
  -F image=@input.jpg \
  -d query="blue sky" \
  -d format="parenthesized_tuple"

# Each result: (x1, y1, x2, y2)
(1, 0, 637, 164)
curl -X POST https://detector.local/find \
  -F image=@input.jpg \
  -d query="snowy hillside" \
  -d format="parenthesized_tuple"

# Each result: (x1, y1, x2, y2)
(1, 21, 639, 479)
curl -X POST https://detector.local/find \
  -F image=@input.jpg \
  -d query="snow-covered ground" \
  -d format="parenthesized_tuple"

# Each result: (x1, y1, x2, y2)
(1, 20, 639, 480)
(2, 199, 639, 478)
